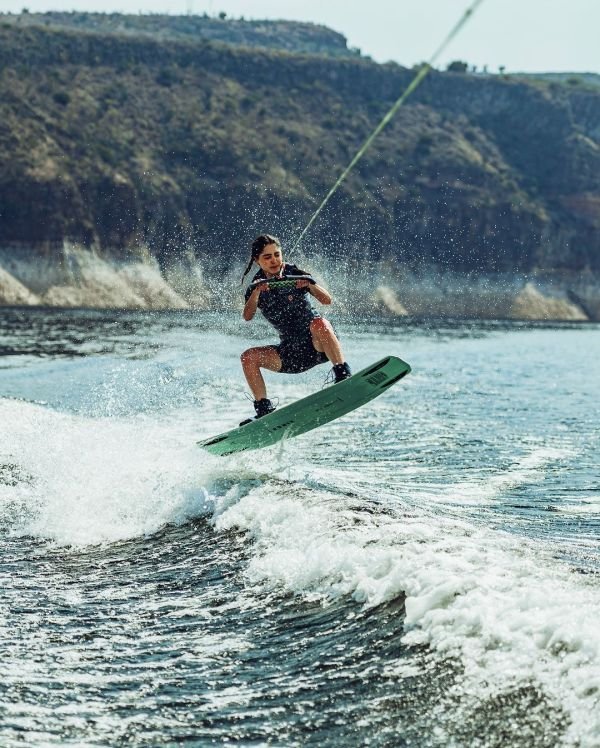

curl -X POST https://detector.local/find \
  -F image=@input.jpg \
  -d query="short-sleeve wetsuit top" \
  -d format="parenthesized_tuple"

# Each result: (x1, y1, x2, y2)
(244, 263, 321, 341)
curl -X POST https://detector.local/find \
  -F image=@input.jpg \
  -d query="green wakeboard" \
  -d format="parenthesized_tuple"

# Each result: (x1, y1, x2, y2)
(198, 355, 411, 457)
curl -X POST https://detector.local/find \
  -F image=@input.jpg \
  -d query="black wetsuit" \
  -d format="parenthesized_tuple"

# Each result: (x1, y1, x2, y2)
(244, 263, 329, 373)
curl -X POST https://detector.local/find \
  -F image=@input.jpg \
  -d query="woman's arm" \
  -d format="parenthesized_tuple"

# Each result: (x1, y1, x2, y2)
(297, 279, 332, 305)
(243, 283, 268, 320)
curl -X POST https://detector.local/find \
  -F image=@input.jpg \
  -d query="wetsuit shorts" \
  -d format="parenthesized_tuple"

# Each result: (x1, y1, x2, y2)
(273, 332, 329, 374)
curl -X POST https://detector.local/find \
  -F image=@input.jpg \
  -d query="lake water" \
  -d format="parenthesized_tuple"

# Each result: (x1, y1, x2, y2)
(1, 308, 599, 747)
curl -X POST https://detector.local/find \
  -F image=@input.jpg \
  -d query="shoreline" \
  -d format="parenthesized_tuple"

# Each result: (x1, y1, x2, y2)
(2, 305, 598, 327)
(1, 244, 597, 322)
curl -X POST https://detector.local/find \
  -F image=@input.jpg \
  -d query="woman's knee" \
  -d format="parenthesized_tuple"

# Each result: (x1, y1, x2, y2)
(240, 348, 258, 368)
(241, 347, 280, 371)
(310, 318, 333, 336)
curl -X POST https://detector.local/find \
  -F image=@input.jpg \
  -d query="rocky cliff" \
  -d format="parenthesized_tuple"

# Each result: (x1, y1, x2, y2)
(0, 16, 598, 318)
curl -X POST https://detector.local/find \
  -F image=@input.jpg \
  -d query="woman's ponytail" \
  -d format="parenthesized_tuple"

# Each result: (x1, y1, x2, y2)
(241, 256, 255, 284)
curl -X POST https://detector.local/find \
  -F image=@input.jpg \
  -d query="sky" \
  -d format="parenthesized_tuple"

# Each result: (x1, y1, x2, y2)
(1, 0, 598, 74)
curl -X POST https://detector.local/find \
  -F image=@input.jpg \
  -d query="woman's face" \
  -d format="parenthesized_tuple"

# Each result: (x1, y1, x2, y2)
(256, 243, 283, 276)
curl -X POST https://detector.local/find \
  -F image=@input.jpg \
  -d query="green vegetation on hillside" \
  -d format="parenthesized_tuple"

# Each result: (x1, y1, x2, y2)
(0, 18, 598, 276)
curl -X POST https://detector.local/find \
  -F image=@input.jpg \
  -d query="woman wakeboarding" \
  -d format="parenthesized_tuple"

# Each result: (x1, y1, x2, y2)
(240, 234, 351, 421)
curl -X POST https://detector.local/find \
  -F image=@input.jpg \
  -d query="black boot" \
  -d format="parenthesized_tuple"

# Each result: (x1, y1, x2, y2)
(332, 362, 352, 384)
(254, 398, 276, 417)
(240, 398, 276, 427)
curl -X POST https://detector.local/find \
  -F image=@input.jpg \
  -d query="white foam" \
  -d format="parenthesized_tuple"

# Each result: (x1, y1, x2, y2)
(0, 398, 214, 545)
(444, 446, 574, 505)
(212, 479, 600, 746)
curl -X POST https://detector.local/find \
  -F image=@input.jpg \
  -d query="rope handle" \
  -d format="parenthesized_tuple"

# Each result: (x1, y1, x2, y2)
(249, 275, 316, 289)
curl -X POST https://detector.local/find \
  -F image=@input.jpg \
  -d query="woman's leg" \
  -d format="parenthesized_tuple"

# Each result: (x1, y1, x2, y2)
(240, 346, 282, 401)
(309, 318, 344, 365)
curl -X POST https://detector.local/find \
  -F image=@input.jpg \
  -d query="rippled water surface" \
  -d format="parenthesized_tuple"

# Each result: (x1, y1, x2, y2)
(1, 308, 599, 747)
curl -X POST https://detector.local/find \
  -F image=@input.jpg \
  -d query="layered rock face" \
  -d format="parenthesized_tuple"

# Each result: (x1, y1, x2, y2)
(0, 17, 598, 318)
(0, 245, 593, 319)
(0, 245, 193, 310)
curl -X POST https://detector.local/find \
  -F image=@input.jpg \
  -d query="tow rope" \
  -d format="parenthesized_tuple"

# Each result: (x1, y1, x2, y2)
(292, 0, 486, 252)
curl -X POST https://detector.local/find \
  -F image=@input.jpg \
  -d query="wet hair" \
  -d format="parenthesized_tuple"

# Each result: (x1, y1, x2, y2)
(241, 234, 281, 283)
